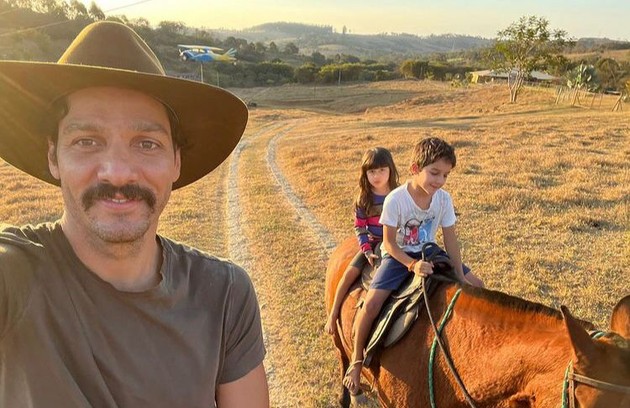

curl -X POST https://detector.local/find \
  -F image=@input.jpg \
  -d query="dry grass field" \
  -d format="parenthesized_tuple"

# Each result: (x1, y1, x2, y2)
(1, 80, 628, 407)
(567, 48, 630, 63)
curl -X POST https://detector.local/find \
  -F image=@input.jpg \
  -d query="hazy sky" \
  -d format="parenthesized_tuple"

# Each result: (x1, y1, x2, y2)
(84, 0, 630, 40)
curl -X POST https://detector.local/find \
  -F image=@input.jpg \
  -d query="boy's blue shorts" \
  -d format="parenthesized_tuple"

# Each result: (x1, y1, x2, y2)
(370, 245, 470, 291)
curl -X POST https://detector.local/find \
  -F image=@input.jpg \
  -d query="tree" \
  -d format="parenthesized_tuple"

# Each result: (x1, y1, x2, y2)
(33, 0, 67, 18)
(88, 1, 104, 20)
(596, 57, 623, 91)
(486, 16, 572, 103)
(309, 51, 326, 66)
(254, 41, 267, 54)
(340, 54, 360, 63)
(400, 59, 428, 79)
(158, 21, 185, 36)
(68, 0, 88, 19)
(283, 42, 299, 55)
(294, 63, 318, 83)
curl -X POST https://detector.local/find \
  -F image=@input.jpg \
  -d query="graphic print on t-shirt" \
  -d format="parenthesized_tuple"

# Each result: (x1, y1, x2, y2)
(402, 216, 434, 246)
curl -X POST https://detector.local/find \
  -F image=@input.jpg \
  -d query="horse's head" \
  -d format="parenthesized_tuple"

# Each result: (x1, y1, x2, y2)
(562, 301, 630, 408)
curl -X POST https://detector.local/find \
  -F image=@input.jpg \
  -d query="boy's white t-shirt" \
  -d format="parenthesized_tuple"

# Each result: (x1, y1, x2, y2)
(379, 181, 456, 257)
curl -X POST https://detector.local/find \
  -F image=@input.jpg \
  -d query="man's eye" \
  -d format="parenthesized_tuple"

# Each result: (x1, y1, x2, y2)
(75, 139, 97, 147)
(139, 141, 159, 150)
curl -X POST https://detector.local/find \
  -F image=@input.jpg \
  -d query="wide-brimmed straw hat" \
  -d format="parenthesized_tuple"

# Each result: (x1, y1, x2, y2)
(0, 21, 247, 190)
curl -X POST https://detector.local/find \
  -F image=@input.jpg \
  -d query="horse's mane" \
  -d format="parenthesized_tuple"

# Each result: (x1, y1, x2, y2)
(456, 285, 573, 329)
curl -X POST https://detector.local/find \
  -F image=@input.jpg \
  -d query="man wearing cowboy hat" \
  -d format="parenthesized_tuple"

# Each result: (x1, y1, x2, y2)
(0, 21, 268, 407)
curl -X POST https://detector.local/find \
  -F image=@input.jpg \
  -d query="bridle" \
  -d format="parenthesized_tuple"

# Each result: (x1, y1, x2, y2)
(562, 334, 630, 408)
(420, 243, 630, 408)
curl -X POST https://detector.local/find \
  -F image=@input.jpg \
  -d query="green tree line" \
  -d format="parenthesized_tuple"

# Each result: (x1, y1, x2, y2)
(1, 2, 629, 92)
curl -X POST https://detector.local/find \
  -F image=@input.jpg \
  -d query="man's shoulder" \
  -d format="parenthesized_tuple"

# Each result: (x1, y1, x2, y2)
(0, 224, 56, 308)
(0, 223, 55, 261)
(159, 237, 250, 285)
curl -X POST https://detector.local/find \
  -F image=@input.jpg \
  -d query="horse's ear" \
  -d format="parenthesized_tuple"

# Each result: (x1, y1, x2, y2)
(610, 295, 630, 338)
(561, 306, 596, 365)
(508, 392, 534, 408)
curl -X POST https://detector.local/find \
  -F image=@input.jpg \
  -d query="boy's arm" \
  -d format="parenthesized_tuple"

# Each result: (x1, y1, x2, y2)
(383, 225, 433, 276)
(442, 225, 467, 283)
(383, 225, 417, 270)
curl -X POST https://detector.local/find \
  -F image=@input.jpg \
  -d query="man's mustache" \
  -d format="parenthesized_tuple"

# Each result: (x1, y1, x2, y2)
(82, 183, 156, 211)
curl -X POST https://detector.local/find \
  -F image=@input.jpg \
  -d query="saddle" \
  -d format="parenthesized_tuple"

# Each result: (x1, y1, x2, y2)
(358, 243, 461, 367)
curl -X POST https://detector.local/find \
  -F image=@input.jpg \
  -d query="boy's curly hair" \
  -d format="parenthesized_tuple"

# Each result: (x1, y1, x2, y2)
(410, 137, 456, 172)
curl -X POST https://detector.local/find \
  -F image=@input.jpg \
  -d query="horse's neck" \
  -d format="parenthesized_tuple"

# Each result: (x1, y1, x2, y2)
(446, 288, 572, 406)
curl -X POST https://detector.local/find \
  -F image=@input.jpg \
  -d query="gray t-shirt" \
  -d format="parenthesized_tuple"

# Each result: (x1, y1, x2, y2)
(0, 222, 265, 408)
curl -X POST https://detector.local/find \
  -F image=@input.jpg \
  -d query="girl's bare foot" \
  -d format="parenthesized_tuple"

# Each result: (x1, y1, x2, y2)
(342, 360, 363, 395)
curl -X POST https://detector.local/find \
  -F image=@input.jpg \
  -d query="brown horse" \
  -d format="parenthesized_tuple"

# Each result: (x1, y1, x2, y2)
(325, 237, 630, 408)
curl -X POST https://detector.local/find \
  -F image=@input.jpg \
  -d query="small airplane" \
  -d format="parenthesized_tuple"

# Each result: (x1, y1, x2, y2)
(177, 44, 237, 62)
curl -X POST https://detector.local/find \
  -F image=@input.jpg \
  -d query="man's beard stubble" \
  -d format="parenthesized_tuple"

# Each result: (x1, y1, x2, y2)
(80, 183, 158, 244)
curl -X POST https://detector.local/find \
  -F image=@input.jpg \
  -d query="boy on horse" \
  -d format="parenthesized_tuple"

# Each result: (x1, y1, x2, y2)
(344, 137, 484, 394)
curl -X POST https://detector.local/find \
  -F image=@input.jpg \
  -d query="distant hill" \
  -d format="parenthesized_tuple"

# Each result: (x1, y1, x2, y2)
(573, 37, 630, 53)
(209, 22, 492, 59)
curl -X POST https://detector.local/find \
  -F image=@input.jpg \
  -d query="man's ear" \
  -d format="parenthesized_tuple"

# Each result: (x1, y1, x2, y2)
(172, 147, 181, 183)
(48, 140, 60, 180)
(410, 162, 419, 175)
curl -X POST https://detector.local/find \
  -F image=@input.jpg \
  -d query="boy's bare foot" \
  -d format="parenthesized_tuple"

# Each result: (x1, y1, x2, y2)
(324, 312, 338, 335)
(342, 360, 363, 395)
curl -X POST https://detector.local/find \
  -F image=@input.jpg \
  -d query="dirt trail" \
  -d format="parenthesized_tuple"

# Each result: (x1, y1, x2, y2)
(266, 121, 337, 256)
(225, 122, 289, 406)
(225, 119, 343, 406)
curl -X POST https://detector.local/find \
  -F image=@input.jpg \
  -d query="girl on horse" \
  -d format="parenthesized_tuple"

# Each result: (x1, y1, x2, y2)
(343, 137, 484, 395)
(324, 147, 399, 335)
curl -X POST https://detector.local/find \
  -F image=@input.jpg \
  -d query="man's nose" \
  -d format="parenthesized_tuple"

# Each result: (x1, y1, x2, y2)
(96, 145, 138, 186)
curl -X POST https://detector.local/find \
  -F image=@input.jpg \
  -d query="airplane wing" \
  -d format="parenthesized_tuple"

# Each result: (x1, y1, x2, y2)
(177, 44, 224, 52)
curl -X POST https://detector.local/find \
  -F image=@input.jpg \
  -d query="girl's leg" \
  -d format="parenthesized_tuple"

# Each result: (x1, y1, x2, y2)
(325, 265, 362, 334)
(343, 288, 391, 394)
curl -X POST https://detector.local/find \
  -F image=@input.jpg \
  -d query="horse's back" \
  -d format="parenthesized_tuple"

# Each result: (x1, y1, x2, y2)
(325, 236, 359, 313)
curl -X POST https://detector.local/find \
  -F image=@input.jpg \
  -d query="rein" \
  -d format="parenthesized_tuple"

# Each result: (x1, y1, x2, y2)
(424, 285, 630, 408)
(421, 242, 477, 408)
(561, 331, 630, 408)
(426, 286, 468, 408)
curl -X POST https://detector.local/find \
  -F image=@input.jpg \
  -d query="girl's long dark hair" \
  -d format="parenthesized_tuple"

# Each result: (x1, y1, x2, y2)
(355, 147, 399, 215)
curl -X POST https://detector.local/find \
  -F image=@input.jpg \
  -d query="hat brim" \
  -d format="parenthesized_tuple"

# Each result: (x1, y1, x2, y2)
(0, 60, 247, 190)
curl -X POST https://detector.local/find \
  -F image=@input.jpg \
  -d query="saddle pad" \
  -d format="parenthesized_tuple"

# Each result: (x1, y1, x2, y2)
(363, 275, 434, 367)
(362, 259, 458, 367)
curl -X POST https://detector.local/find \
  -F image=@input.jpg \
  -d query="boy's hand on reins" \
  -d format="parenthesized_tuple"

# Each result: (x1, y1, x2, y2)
(413, 260, 434, 277)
